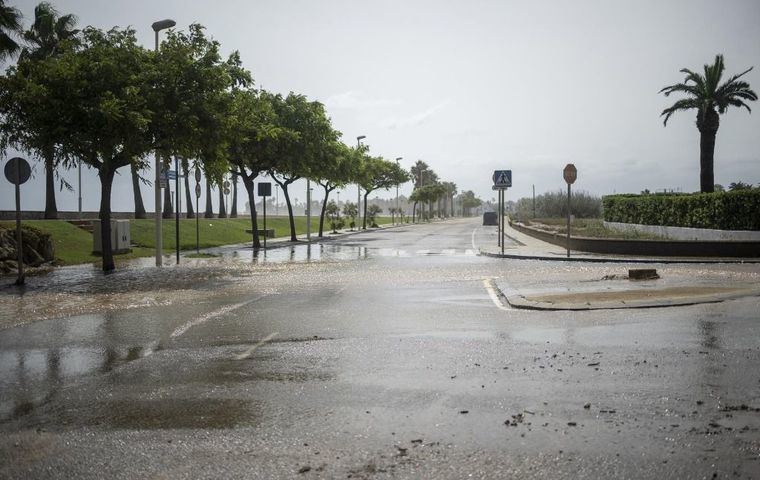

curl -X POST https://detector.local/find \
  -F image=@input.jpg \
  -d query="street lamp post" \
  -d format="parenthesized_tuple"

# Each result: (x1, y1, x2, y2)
(77, 160, 82, 218)
(274, 183, 279, 216)
(357, 135, 365, 228)
(395, 157, 402, 224)
(152, 18, 176, 267)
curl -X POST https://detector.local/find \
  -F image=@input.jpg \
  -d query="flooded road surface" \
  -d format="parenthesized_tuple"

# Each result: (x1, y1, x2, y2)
(1, 218, 759, 479)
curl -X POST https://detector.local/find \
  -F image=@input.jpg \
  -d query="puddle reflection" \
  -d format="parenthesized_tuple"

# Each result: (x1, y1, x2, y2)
(0, 342, 158, 423)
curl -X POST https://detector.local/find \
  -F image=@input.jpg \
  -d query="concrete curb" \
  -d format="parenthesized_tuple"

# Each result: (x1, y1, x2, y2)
(493, 280, 760, 311)
(478, 249, 760, 265)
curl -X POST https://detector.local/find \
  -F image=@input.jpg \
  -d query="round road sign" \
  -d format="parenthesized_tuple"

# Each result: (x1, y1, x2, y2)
(195, 183, 202, 198)
(194, 167, 201, 183)
(223, 180, 230, 189)
(224, 187, 231, 195)
(563, 164, 577, 185)
(4, 157, 31, 185)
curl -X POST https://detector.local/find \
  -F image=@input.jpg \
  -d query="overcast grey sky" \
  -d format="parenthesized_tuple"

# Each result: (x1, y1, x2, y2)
(2, 0, 759, 213)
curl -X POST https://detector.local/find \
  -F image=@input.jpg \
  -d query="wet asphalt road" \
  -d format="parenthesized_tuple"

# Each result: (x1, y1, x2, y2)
(1, 218, 759, 479)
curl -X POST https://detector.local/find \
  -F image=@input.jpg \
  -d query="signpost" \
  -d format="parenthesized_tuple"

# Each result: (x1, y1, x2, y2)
(258, 182, 272, 250)
(563, 164, 577, 258)
(492, 170, 512, 255)
(174, 159, 181, 264)
(194, 167, 201, 254)
(4, 157, 31, 285)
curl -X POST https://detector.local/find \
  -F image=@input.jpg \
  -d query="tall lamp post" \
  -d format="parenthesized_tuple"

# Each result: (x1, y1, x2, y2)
(356, 135, 365, 228)
(395, 157, 402, 224)
(152, 18, 176, 267)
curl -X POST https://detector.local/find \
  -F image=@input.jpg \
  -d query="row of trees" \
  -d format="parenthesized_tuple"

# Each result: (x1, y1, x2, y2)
(0, 3, 409, 271)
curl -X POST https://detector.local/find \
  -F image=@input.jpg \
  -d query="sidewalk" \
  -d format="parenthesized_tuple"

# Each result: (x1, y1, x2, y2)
(478, 223, 760, 264)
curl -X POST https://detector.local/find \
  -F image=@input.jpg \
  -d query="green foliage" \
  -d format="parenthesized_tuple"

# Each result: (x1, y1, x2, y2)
(515, 190, 602, 220)
(728, 181, 756, 191)
(326, 199, 342, 232)
(0, 0, 22, 60)
(367, 204, 382, 227)
(602, 190, 760, 230)
(342, 201, 357, 229)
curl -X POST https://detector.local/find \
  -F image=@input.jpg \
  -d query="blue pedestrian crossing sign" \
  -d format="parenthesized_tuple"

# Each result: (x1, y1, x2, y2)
(492, 170, 512, 188)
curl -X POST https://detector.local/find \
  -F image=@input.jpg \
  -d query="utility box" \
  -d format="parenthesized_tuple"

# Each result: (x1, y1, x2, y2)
(482, 212, 498, 226)
(93, 220, 132, 254)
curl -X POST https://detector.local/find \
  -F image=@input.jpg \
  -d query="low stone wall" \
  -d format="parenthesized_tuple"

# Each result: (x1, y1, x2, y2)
(604, 221, 760, 242)
(511, 222, 760, 258)
(0, 210, 144, 221)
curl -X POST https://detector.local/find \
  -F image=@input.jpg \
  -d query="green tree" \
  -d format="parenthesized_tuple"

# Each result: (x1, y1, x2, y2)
(226, 88, 288, 249)
(342, 201, 357, 230)
(441, 181, 457, 217)
(358, 156, 410, 229)
(367, 204, 382, 228)
(267, 93, 338, 241)
(660, 54, 757, 193)
(18, 2, 79, 219)
(325, 199, 342, 232)
(315, 141, 357, 237)
(458, 190, 482, 216)
(50, 27, 154, 271)
(0, 1, 22, 61)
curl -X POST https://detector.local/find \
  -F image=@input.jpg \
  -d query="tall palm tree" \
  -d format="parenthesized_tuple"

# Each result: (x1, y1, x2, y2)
(22, 2, 79, 219)
(0, 1, 22, 61)
(660, 54, 757, 193)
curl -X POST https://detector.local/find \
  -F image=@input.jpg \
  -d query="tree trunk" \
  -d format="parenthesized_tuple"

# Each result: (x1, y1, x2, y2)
(697, 109, 720, 193)
(450, 195, 455, 217)
(230, 174, 238, 218)
(319, 185, 331, 237)
(205, 179, 214, 218)
(362, 191, 370, 229)
(182, 160, 194, 219)
(241, 173, 260, 249)
(218, 185, 227, 218)
(413, 201, 417, 223)
(98, 165, 116, 272)
(130, 163, 146, 219)
(44, 151, 57, 219)
(280, 183, 297, 241)
(162, 158, 173, 219)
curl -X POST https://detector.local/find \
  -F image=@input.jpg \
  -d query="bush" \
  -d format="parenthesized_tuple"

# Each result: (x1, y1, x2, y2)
(602, 190, 760, 230)
(515, 190, 602, 220)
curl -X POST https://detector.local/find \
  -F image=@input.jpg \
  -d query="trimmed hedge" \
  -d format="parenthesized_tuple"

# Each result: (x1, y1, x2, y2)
(602, 190, 760, 231)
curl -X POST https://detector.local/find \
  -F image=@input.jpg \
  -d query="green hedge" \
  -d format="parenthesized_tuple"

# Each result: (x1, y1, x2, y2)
(602, 190, 760, 231)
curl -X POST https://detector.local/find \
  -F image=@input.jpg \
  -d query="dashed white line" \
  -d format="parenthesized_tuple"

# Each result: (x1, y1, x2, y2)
(170, 297, 261, 338)
(235, 332, 279, 360)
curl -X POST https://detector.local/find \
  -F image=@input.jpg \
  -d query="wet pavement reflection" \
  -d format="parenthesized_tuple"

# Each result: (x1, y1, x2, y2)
(1, 219, 760, 478)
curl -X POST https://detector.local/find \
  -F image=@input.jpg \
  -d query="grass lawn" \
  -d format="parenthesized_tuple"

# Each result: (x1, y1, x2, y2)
(2, 215, 394, 266)
(518, 217, 664, 240)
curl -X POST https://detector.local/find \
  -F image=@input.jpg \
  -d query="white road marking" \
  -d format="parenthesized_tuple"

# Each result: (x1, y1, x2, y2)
(471, 227, 479, 250)
(483, 278, 512, 311)
(441, 249, 456, 256)
(416, 249, 431, 255)
(170, 298, 260, 338)
(235, 332, 279, 360)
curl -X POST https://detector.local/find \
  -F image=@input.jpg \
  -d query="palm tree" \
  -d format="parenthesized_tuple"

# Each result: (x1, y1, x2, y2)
(0, 1, 22, 61)
(660, 55, 757, 193)
(21, 2, 79, 219)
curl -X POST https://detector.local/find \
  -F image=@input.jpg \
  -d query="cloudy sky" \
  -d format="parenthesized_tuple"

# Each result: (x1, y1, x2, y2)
(2, 0, 759, 213)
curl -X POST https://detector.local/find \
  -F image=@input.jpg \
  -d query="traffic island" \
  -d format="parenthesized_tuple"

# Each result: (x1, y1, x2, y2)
(495, 278, 760, 311)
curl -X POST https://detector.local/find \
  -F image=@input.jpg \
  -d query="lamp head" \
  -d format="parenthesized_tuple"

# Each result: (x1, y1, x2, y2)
(152, 19, 176, 32)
